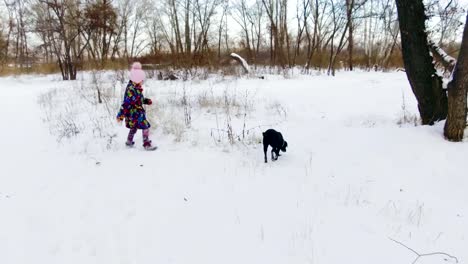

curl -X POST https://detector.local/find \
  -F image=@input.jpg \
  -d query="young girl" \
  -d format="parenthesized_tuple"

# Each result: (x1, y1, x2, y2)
(117, 62, 157, 151)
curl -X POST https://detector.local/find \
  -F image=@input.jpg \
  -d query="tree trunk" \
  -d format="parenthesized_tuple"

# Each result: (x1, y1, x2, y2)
(444, 13, 468, 141)
(346, 0, 354, 71)
(185, 0, 191, 57)
(395, 0, 447, 125)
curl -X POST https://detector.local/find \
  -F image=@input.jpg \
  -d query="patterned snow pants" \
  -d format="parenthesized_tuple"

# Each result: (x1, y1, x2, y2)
(127, 128, 151, 146)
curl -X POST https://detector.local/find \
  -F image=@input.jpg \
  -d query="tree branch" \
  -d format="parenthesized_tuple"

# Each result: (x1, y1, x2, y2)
(428, 40, 456, 72)
(389, 237, 459, 264)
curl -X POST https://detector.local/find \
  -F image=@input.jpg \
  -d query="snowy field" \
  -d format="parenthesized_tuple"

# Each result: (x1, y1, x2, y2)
(0, 70, 467, 264)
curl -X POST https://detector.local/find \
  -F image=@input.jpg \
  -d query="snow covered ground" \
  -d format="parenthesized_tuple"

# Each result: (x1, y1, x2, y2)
(0, 70, 467, 264)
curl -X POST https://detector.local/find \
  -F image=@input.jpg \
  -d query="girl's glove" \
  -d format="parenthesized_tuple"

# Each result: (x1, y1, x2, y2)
(144, 98, 153, 105)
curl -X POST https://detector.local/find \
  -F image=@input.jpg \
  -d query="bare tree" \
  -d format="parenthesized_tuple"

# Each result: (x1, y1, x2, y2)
(346, 0, 354, 70)
(184, 0, 191, 57)
(233, 0, 254, 61)
(3, 0, 30, 69)
(380, 0, 399, 68)
(154, 0, 222, 66)
(2, 1, 14, 66)
(293, 0, 310, 65)
(0, 0, 464, 74)
(396, 0, 447, 125)
(305, 0, 338, 70)
(83, 0, 118, 66)
(428, 0, 465, 46)
(262, 0, 290, 66)
(145, 4, 163, 56)
(444, 13, 468, 141)
(155, 2, 176, 57)
(304, 0, 320, 70)
(193, 0, 222, 64)
(109, 0, 131, 60)
(38, 0, 90, 80)
(326, 0, 348, 76)
(345, 0, 368, 70)
(124, 0, 150, 60)
(0, 22, 7, 68)
(246, 0, 264, 64)
(217, 0, 228, 60)
(169, 0, 183, 57)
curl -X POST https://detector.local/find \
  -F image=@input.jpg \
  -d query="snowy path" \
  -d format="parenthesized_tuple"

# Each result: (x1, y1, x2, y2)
(0, 72, 467, 264)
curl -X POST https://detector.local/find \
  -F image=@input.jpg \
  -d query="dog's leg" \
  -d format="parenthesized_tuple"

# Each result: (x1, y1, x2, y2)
(263, 143, 268, 163)
(274, 148, 280, 160)
(271, 149, 276, 161)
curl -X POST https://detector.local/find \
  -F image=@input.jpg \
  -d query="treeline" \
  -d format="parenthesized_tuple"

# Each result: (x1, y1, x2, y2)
(0, 0, 465, 79)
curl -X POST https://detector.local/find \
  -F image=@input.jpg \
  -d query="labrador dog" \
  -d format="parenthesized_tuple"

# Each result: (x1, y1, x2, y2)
(263, 129, 288, 163)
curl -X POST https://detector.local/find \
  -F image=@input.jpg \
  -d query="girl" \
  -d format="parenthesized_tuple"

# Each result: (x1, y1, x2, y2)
(117, 62, 157, 151)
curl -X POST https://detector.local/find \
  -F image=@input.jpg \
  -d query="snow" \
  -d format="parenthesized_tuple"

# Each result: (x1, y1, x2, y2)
(0, 70, 467, 264)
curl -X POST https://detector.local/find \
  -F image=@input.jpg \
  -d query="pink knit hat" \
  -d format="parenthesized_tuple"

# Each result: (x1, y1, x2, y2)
(129, 62, 145, 84)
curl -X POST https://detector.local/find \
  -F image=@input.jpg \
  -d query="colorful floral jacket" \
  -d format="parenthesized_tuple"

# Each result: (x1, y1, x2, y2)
(117, 81, 151, 129)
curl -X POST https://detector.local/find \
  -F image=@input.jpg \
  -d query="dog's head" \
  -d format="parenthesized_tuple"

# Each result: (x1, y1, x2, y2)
(281, 140, 288, 152)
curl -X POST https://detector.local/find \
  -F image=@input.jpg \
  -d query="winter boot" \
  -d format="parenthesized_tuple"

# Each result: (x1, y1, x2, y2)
(126, 128, 137, 147)
(143, 141, 158, 151)
(142, 129, 157, 151)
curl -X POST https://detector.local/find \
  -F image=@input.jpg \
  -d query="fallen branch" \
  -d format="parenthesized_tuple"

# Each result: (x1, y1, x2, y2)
(230, 53, 250, 74)
(428, 41, 457, 72)
(389, 237, 459, 264)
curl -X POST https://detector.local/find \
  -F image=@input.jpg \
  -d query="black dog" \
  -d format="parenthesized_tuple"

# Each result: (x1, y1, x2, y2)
(263, 129, 288, 163)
